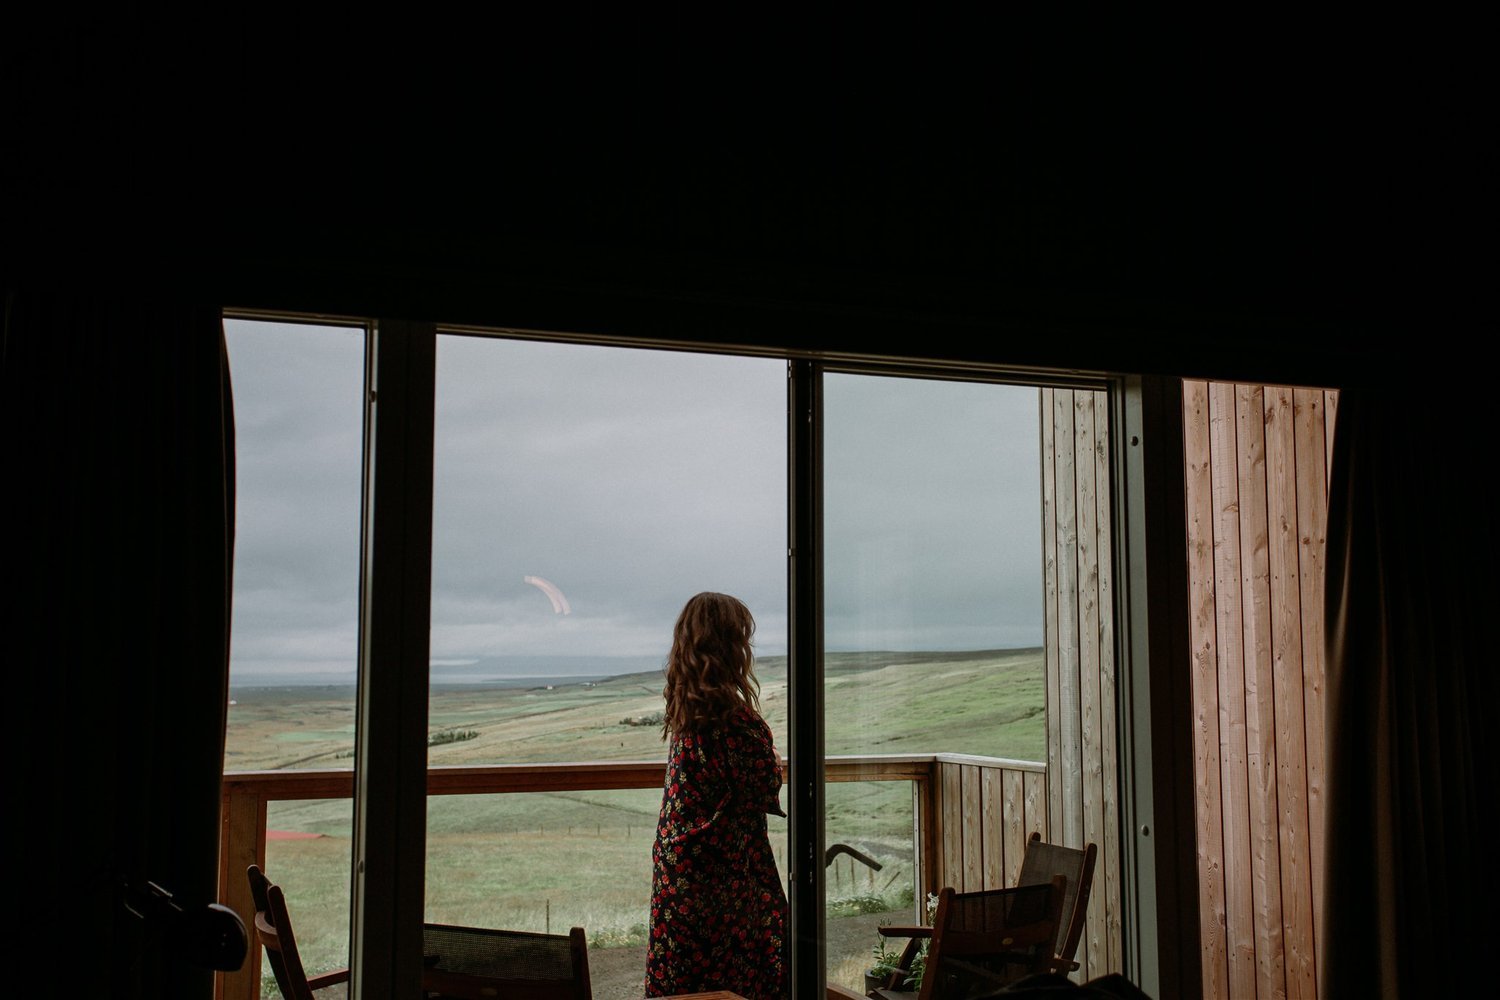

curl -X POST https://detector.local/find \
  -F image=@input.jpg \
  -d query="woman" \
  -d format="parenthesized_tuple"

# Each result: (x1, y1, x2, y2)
(644, 592, 788, 1000)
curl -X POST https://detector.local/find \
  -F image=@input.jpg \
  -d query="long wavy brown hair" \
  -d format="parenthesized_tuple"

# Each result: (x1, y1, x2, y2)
(661, 591, 762, 737)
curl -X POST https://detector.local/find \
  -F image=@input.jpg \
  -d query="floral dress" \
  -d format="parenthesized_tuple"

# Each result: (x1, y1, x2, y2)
(645, 704, 788, 999)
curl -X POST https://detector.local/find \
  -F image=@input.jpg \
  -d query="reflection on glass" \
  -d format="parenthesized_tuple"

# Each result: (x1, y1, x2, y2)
(823, 373, 1043, 992)
(428, 335, 787, 996)
(222, 319, 365, 992)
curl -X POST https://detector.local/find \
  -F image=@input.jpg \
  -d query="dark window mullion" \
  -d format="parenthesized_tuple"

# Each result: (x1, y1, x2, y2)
(787, 358, 825, 998)
(350, 318, 436, 1000)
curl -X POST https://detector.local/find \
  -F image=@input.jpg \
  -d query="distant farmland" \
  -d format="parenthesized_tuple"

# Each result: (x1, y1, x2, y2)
(227, 648, 1045, 997)
(226, 648, 1045, 769)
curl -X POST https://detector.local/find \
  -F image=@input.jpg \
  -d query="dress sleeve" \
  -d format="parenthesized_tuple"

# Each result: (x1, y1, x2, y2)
(736, 710, 786, 817)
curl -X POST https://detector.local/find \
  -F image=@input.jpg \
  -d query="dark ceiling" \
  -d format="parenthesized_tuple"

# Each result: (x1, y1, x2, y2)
(4, 11, 1483, 388)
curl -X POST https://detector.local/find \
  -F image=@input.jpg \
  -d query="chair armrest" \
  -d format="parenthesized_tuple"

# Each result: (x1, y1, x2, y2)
(827, 984, 868, 1000)
(876, 925, 932, 938)
(305, 968, 351, 990)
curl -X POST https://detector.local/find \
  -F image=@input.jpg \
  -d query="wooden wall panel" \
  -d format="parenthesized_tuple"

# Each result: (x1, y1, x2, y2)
(1094, 397, 1121, 972)
(1003, 768, 1026, 886)
(1022, 769, 1047, 851)
(1075, 392, 1106, 979)
(1294, 388, 1332, 947)
(1185, 381, 1337, 998)
(1210, 381, 1258, 997)
(1236, 385, 1288, 999)
(1185, 379, 1229, 998)
(1265, 386, 1317, 998)
(1041, 386, 1122, 982)
(930, 759, 1047, 899)
(962, 764, 983, 891)
(981, 766, 1005, 889)
(1042, 392, 1063, 848)
(1054, 390, 1083, 854)
(941, 762, 963, 889)
(1038, 381, 1339, 986)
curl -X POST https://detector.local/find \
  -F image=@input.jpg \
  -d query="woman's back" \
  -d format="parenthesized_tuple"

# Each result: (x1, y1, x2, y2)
(645, 593, 788, 1000)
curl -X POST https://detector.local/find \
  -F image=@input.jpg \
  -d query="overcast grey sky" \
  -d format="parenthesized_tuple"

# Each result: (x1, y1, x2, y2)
(224, 320, 1042, 682)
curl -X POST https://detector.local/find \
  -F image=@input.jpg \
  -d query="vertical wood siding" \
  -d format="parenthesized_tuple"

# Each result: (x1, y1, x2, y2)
(1094, 398, 1121, 973)
(1054, 391, 1084, 864)
(935, 380, 1332, 995)
(1184, 381, 1336, 998)
(1043, 397, 1063, 847)
(1211, 381, 1258, 997)
(1266, 388, 1316, 998)
(1038, 386, 1123, 981)
(1292, 388, 1330, 939)
(934, 756, 1050, 898)
(1186, 380, 1230, 998)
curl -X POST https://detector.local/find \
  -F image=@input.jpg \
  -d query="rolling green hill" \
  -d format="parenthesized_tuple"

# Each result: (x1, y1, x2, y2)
(227, 648, 1045, 770)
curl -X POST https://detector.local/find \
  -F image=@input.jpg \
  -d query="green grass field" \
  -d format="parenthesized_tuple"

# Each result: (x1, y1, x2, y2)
(228, 648, 1044, 997)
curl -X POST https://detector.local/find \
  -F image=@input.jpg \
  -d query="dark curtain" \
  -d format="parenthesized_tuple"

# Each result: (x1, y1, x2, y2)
(1321, 387, 1496, 996)
(3, 288, 235, 999)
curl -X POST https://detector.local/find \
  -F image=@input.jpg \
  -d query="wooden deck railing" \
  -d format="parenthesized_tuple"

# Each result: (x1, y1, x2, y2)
(217, 753, 1045, 1000)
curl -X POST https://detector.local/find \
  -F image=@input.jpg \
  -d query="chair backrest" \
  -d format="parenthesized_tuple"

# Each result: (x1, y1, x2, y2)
(246, 863, 349, 1000)
(917, 876, 1066, 1000)
(422, 922, 592, 1000)
(1016, 831, 1097, 970)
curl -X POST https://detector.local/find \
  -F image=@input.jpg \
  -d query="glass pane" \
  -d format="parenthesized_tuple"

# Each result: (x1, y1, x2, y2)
(822, 373, 1044, 994)
(223, 318, 366, 994)
(424, 789, 660, 941)
(429, 335, 787, 998)
(263, 799, 354, 988)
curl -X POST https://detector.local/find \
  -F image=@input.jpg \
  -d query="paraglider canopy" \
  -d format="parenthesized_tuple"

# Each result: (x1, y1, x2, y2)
(523, 575, 571, 614)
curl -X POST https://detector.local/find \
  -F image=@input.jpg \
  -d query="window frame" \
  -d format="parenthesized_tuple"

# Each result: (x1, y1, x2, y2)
(222, 310, 1199, 999)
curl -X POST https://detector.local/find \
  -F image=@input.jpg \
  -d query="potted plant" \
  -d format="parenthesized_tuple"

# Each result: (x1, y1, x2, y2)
(863, 892, 939, 994)
(865, 927, 908, 994)
(903, 948, 927, 993)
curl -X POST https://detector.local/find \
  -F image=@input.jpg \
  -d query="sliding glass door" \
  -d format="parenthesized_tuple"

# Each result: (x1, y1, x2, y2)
(427, 334, 788, 995)
(222, 318, 368, 985)
(820, 371, 1046, 993)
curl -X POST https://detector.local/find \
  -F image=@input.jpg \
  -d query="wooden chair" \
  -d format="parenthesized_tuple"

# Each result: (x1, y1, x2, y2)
(246, 863, 350, 1000)
(872, 877, 1065, 1000)
(248, 864, 592, 1000)
(862, 833, 1098, 995)
(421, 922, 592, 1000)
(1015, 832, 1097, 976)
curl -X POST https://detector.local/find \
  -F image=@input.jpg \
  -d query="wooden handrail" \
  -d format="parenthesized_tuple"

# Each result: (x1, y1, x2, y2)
(221, 754, 955, 800)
